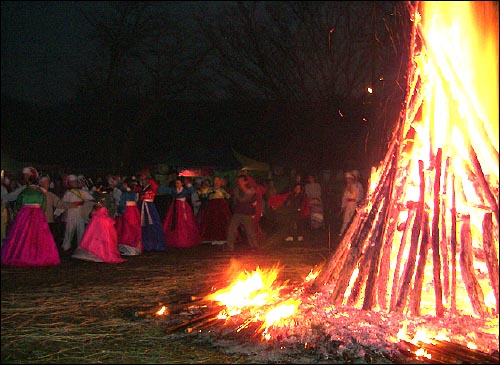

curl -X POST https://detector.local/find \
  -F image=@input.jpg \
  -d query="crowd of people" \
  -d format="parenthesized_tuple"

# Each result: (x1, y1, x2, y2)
(1, 165, 366, 267)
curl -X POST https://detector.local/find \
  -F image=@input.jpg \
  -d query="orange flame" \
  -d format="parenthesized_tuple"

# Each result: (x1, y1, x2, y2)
(205, 265, 305, 340)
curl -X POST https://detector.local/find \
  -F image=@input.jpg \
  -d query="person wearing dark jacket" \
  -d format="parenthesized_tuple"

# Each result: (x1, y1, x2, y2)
(282, 183, 309, 242)
(226, 174, 257, 251)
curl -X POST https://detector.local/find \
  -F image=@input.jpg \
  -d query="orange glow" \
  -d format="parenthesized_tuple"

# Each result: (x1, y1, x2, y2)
(155, 305, 168, 316)
(202, 0, 498, 350)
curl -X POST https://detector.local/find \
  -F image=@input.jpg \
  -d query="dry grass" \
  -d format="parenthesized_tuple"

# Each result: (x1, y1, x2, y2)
(2, 237, 332, 364)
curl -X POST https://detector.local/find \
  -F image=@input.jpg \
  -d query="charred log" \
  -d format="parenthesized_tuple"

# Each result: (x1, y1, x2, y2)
(399, 338, 499, 364)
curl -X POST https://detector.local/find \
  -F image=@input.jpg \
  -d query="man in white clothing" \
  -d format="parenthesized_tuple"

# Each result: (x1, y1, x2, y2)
(57, 174, 95, 251)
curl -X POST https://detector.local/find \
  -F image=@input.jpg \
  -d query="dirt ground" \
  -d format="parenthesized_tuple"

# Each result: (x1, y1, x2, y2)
(1, 228, 340, 364)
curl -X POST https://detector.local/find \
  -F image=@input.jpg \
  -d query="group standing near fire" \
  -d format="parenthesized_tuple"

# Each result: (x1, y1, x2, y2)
(1, 165, 365, 267)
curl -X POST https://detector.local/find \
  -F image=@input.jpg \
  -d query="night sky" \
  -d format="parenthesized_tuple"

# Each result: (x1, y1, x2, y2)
(1, 1, 212, 106)
(2, 1, 402, 175)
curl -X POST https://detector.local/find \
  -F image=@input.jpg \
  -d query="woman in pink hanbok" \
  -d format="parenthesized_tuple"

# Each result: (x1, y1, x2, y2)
(72, 204, 126, 263)
(1, 173, 60, 267)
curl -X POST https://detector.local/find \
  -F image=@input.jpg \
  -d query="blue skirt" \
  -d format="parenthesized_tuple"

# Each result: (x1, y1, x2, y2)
(140, 201, 166, 251)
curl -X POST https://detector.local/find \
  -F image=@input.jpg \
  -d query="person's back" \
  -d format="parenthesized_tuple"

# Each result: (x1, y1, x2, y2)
(226, 175, 257, 251)
(232, 182, 257, 216)
(304, 174, 324, 230)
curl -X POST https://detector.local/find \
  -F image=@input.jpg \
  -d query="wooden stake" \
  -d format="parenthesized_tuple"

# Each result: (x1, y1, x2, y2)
(409, 210, 430, 317)
(377, 169, 409, 311)
(394, 160, 425, 313)
(482, 212, 499, 313)
(450, 173, 457, 313)
(390, 208, 416, 311)
(432, 148, 444, 317)
(459, 217, 489, 317)
(440, 156, 451, 301)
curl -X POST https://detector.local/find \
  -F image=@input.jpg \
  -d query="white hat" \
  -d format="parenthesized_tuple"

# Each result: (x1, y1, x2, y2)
(65, 174, 78, 188)
(22, 167, 38, 179)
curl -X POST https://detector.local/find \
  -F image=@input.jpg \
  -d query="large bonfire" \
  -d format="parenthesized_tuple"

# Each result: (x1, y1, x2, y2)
(158, 1, 499, 363)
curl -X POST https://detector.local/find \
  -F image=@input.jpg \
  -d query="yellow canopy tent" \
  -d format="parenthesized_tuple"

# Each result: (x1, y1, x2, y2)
(231, 147, 270, 172)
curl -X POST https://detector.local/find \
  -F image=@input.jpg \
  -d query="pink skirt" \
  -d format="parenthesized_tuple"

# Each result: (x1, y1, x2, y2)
(74, 207, 126, 263)
(1, 205, 60, 267)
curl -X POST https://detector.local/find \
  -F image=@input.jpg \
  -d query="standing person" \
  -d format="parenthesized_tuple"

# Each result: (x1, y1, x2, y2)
(162, 177, 201, 248)
(193, 178, 212, 226)
(38, 175, 65, 245)
(1, 167, 38, 209)
(282, 183, 309, 242)
(1, 172, 13, 243)
(339, 171, 364, 237)
(72, 203, 126, 263)
(351, 170, 365, 204)
(57, 174, 96, 252)
(115, 177, 142, 256)
(137, 171, 166, 251)
(248, 175, 267, 242)
(198, 176, 232, 245)
(226, 174, 258, 252)
(304, 174, 324, 230)
(1, 173, 60, 267)
(261, 178, 278, 236)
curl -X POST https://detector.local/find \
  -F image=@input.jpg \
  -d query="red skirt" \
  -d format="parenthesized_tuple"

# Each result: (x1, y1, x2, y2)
(163, 200, 202, 248)
(199, 198, 232, 242)
(115, 205, 142, 253)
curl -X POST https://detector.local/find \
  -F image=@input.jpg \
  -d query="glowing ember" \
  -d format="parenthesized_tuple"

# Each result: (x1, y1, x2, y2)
(156, 305, 168, 316)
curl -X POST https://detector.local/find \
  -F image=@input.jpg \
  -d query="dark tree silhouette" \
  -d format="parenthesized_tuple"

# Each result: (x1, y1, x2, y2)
(195, 1, 412, 170)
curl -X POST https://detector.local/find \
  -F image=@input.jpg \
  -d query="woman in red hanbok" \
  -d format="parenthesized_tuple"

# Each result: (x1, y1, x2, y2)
(199, 176, 232, 245)
(162, 178, 202, 248)
(115, 178, 142, 256)
(72, 204, 126, 263)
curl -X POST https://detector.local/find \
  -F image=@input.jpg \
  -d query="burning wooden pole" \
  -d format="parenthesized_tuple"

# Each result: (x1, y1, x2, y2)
(459, 217, 489, 317)
(308, 1, 498, 321)
(394, 159, 425, 313)
(431, 147, 444, 317)
(482, 212, 499, 313)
